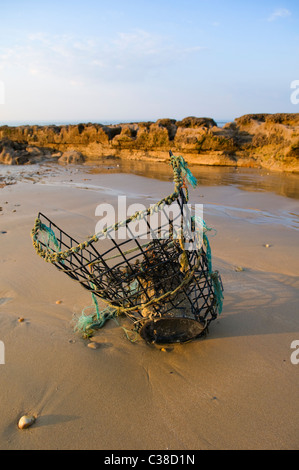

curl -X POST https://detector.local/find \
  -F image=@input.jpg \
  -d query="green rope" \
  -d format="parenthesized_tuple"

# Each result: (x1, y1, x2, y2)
(203, 232, 212, 273)
(176, 155, 197, 188)
(74, 302, 117, 337)
(74, 299, 138, 342)
(39, 223, 60, 252)
(203, 231, 223, 314)
(211, 271, 224, 315)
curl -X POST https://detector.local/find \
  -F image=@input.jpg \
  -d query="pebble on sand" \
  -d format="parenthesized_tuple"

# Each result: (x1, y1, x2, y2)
(87, 342, 100, 350)
(234, 266, 244, 272)
(18, 317, 25, 322)
(18, 415, 36, 430)
(55, 300, 62, 304)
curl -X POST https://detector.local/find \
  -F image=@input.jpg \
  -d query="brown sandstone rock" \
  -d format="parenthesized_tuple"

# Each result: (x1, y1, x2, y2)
(0, 114, 298, 171)
(58, 149, 85, 164)
(176, 116, 217, 129)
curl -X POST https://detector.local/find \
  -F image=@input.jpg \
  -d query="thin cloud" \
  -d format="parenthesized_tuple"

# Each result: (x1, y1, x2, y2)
(0, 30, 205, 84)
(267, 8, 291, 22)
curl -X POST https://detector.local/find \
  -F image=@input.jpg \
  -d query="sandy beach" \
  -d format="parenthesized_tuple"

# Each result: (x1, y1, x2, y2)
(0, 161, 298, 450)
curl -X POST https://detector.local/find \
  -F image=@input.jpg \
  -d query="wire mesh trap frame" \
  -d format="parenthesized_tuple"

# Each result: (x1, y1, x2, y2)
(31, 151, 224, 344)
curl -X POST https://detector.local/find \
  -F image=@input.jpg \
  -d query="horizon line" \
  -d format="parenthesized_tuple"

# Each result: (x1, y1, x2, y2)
(0, 117, 237, 127)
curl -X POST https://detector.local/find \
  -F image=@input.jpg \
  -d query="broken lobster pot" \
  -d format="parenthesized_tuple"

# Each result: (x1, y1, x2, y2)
(31, 151, 223, 344)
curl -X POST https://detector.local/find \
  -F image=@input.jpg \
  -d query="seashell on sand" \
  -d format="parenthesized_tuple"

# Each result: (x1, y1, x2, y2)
(18, 415, 36, 429)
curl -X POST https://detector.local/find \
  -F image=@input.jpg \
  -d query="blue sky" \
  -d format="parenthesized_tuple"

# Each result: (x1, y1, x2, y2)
(0, 0, 298, 124)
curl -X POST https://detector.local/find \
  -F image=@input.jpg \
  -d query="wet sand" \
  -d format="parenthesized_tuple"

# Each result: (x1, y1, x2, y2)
(0, 162, 298, 450)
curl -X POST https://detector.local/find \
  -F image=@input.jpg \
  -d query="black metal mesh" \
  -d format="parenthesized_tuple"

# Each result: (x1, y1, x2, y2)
(36, 185, 220, 343)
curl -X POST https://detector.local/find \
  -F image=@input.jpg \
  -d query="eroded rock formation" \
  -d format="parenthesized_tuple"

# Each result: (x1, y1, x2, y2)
(0, 114, 298, 172)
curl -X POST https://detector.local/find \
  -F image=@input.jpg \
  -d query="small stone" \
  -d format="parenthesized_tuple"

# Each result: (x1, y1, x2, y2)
(265, 244, 271, 248)
(160, 347, 167, 352)
(59, 150, 85, 164)
(55, 300, 62, 305)
(234, 266, 244, 272)
(18, 415, 36, 429)
(18, 317, 25, 323)
(87, 342, 99, 350)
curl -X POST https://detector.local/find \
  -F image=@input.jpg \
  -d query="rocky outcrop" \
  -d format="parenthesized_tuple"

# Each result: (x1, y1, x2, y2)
(0, 114, 298, 172)
(0, 139, 54, 165)
(58, 149, 85, 164)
